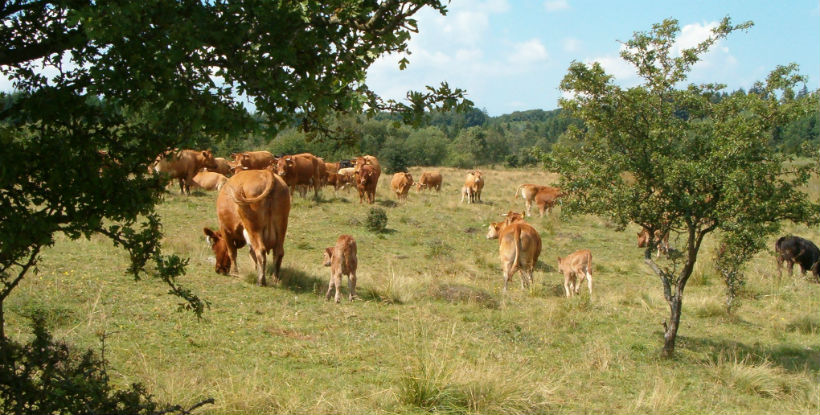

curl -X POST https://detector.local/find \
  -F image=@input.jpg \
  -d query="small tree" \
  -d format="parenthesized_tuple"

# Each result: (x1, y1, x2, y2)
(548, 17, 819, 357)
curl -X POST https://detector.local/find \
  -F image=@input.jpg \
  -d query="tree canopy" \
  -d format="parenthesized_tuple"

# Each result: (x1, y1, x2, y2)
(547, 17, 819, 356)
(0, 0, 470, 339)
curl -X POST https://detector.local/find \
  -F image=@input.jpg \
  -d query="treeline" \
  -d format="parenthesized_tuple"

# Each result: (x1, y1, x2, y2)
(3, 88, 816, 172)
(210, 88, 817, 173)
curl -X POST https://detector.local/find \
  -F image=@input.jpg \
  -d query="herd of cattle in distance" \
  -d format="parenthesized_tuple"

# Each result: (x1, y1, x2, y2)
(150, 148, 820, 302)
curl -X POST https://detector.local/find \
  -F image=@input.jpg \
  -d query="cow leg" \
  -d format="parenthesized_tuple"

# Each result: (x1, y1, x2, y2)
(585, 270, 593, 296)
(502, 262, 513, 292)
(228, 242, 240, 276)
(271, 245, 284, 283)
(253, 247, 267, 286)
(348, 271, 357, 301)
(563, 274, 572, 297)
(325, 271, 336, 301)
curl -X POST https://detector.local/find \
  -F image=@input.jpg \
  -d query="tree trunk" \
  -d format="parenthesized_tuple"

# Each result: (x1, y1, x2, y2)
(0, 301, 5, 340)
(662, 294, 682, 357)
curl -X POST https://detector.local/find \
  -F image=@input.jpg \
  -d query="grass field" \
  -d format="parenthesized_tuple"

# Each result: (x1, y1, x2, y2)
(5, 165, 819, 414)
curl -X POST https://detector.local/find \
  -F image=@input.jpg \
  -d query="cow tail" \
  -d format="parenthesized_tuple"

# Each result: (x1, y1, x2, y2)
(514, 185, 523, 199)
(227, 170, 276, 205)
(512, 226, 522, 274)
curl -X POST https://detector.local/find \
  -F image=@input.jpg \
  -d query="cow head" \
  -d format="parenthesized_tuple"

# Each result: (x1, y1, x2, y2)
(201, 150, 218, 170)
(486, 221, 504, 239)
(275, 157, 293, 177)
(203, 227, 231, 275)
(323, 247, 334, 267)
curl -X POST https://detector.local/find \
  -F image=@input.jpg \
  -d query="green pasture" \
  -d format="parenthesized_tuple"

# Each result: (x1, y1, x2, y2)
(5, 166, 819, 414)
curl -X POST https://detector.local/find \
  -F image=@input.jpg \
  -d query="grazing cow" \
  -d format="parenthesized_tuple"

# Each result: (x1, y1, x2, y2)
(557, 250, 593, 297)
(356, 164, 378, 204)
(637, 227, 670, 257)
(775, 235, 820, 280)
(153, 149, 218, 195)
(390, 172, 414, 202)
(463, 171, 483, 203)
(192, 171, 228, 191)
(275, 153, 322, 198)
(223, 169, 291, 286)
(516, 184, 563, 217)
(232, 150, 275, 173)
(486, 219, 542, 291)
(323, 234, 358, 303)
(203, 186, 246, 275)
(416, 171, 443, 192)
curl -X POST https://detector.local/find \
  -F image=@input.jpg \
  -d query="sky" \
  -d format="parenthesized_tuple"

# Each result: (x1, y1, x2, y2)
(366, 0, 820, 116)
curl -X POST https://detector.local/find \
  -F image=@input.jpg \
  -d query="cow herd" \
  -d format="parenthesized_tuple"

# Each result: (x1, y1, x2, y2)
(153, 148, 820, 303)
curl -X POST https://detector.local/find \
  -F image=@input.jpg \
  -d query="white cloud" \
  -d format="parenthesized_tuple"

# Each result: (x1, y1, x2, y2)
(508, 39, 548, 65)
(544, 0, 569, 12)
(562, 37, 581, 52)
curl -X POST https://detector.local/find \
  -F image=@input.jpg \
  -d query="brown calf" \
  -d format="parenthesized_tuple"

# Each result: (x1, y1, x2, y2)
(557, 249, 593, 297)
(323, 235, 358, 303)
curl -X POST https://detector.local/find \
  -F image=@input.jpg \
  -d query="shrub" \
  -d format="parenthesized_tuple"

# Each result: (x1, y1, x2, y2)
(0, 317, 212, 415)
(365, 208, 388, 232)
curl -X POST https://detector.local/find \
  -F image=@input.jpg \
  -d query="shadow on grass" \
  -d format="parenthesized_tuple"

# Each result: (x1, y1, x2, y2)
(242, 267, 326, 295)
(684, 335, 820, 373)
(378, 200, 398, 208)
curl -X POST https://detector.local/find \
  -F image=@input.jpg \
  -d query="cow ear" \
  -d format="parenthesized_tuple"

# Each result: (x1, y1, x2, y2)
(202, 151, 208, 158)
(203, 228, 219, 246)
(325, 247, 334, 257)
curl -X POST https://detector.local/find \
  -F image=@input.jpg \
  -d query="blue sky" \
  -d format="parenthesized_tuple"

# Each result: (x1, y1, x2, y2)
(366, 0, 820, 116)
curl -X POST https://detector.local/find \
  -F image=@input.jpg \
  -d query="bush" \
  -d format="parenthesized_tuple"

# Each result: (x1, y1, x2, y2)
(0, 317, 213, 415)
(366, 208, 388, 232)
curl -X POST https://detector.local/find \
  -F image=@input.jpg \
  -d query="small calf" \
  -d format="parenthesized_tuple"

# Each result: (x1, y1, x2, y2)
(323, 235, 358, 303)
(557, 249, 593, 297)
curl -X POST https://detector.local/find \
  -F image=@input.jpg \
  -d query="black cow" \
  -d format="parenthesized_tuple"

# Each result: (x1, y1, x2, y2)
(775, 235, 820, 280)
(338, 159, 354, 169)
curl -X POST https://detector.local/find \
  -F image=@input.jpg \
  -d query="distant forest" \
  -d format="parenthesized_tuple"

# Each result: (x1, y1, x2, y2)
(211, 87, 817, 173)
(3, 87, 817, 173)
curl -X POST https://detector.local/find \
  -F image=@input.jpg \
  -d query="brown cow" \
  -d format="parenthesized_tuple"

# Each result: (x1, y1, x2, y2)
(323, 162, 340, 190)
(415, 171, 443, 192)
(354, 155, 381, 199)
(275, 153, 322, 198)
(222, 169, 291, 286)
(232, 150, 275, 173)
(356, 164, 378, 204)
(486, 219, 542, 292)
(192, 171, 228, 191)
(557, 249, 593, 297)
(390, 172, 414, 202)
(533, 186, 563, 217)
(203, 186, 246, 275)
(637, 227, 670, 257)
(462, 170, 483, 203)
(153, 149, 218, 195)
(323, 234, 358, 303)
